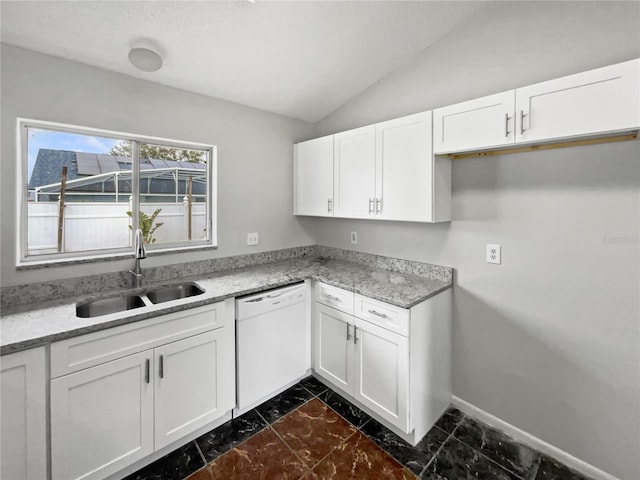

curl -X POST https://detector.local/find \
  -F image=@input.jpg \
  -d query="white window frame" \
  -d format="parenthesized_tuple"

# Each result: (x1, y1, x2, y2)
(16, 118, 217, 267)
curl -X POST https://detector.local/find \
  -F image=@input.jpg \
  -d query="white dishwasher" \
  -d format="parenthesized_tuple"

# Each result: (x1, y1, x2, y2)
(235, 283, 310, 413)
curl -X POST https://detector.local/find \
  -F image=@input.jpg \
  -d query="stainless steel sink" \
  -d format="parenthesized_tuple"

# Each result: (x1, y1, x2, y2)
(146, 282, 204, 304)
(76, 295, 146, 318)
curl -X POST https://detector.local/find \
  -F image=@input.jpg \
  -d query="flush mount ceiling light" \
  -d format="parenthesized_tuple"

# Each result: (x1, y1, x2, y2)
(128, 47, 163, 72)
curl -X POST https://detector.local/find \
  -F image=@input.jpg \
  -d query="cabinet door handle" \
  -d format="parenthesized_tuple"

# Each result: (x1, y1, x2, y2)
(354, 326, 359, 344)
(145, 359, 150, 384)
(325, 293, 341, 302)
(327, 198, 332, 213)
(375, 198, 382, 214)
(159, 355, 164, 379)
(505, 113, 510, 137)
(368, 198, 374, 214)
(346, 323, 351, 341)
(368, 309, 389, 319)
(520, 109, 527, 134)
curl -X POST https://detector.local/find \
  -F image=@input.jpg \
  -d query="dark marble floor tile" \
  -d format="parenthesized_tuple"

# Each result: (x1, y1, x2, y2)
(204, 427, 307, 480)
(124, 442, 204, 480)
(421, 436, 520, 480)
(254, 383, 314, 424)
(194, 409, 267, 462)
(313, 430, 417, 479)
(453, 417, 539, 478)
(361, 418, 449, 475)
(300, 375, 329, 396)
(535, 456, 594, 480)
(434, 406, 464, 434)
(272, 397, 357, 468)
(319, 388, 372, 428)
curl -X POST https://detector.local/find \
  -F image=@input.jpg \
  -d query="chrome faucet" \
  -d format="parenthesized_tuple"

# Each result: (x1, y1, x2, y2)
(129, 229, 146, 288)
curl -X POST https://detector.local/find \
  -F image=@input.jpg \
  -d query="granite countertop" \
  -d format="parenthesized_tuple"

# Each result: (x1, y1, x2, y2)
(0, 257, 452, 355)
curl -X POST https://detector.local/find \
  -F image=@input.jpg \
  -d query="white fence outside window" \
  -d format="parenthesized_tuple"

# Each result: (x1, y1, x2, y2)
(27, 200, 206, 255)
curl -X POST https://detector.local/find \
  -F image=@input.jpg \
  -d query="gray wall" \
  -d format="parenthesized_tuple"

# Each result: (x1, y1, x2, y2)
(0, 44, 316, 286)
(313, 2, 640, 479)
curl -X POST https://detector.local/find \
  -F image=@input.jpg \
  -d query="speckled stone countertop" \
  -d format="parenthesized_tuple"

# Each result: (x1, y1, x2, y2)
(1, 256, 452, 355)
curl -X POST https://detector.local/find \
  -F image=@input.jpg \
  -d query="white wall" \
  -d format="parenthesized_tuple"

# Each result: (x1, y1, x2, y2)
(0, 44, 317, 286)
(313, 2, 640, 479)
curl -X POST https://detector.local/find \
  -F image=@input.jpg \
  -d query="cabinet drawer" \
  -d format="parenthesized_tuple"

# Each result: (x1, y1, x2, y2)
(354, 295, 409, 336)
(315, 282, 354, 315)
(51, 302, 224, 378)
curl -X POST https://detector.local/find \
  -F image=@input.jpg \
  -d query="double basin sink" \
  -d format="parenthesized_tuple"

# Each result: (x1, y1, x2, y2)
(76, 282, 204, 318)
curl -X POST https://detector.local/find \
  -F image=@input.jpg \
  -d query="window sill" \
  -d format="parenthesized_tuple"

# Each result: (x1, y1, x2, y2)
(16, 244, 218, 271)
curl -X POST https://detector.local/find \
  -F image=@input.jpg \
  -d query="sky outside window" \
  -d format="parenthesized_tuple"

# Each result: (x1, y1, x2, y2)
(27, 128, 119, 180)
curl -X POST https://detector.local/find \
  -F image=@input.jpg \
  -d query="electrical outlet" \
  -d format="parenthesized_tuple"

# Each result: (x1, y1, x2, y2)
(350, 231, 358, 244)
(247, 232, 259, 246)
(486, 244, 501, 264)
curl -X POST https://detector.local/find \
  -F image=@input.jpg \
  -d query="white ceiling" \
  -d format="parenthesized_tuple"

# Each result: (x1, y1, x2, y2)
(0, 1, 489, 123)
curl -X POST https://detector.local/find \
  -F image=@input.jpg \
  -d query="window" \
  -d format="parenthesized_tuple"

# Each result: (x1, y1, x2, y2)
(18, 119, 216, 265)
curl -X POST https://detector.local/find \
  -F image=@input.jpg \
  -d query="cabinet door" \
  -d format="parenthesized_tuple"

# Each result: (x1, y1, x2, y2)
(314, 304, 354, 393)
(51, 351, 154, 480)
(0, 347, 46, 480)
(376, 111, 435, 222)
(516, 58, 640, 143)
(333, 125, 376, 219)
(354, 318, 409, 433)
(433, 90, 516, 154)
(154, 328, 234, 450)
(294, 135, 334, 216)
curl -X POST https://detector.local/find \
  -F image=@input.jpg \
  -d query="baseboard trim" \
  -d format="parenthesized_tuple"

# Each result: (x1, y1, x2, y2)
(451, 396, 619, 480)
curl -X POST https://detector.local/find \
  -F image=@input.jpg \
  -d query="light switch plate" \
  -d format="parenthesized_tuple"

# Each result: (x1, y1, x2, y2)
(350, 231, 358, 244)
(247, 232, 259, 246)
(486, 244, 501, 264)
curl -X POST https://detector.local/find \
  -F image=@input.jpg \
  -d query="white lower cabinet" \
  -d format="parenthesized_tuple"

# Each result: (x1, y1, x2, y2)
(154, 328, 233, 450)
(0, 347, 47, 480)
(315, 304, 354, 391)
(50, 302, 234, 480)
(51, 351, 154, 480)
(313, 282, 451, 445)
(353, 317, 409, 432)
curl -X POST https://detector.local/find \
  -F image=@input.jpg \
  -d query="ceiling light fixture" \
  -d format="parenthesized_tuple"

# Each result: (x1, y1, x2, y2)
(128, 46, 163, 72)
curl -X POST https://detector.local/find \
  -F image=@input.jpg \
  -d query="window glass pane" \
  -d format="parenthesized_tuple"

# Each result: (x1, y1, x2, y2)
(138, 143, 209, 245)
(26, 127, 132, 255)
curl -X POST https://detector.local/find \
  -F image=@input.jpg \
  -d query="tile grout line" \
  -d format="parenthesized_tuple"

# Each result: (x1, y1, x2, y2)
(418, 414, 467, 478)
(449, 416, 533, 480)
(192, 440, 207, 467)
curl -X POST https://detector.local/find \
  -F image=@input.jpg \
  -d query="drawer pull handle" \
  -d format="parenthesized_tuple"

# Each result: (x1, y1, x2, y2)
(325, 294, 341, 302)
(505, 113, 510, 137)
(368, 309, 389, 319)
(375, 198, 382, 214)
(368, 198, 374, 214)
(159, 355, 164, 379)
(354, 326, 359, 344)
(346, 323, 351, 341)
(145, 359, 150, 384)
(328, 198, 333, 213)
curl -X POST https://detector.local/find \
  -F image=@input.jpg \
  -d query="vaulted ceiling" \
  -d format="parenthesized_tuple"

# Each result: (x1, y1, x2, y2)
(0, 1, 490, 122)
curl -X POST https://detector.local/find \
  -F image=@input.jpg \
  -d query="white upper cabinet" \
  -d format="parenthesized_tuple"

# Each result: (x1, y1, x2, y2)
(294, 135, 334, 216)
(295, 111, 451, 223)
(433, 91, 516, 154)
(433, 58, 639, 155)
(333, 125, 376, 219)
(376, 111, 449, 222)
(515, 58, 640, 144)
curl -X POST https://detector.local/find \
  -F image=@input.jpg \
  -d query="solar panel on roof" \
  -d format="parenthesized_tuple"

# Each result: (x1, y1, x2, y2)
(97, 156, 120, 173)
(76, 152, 101, 175)
(149, 159, 169, 169)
